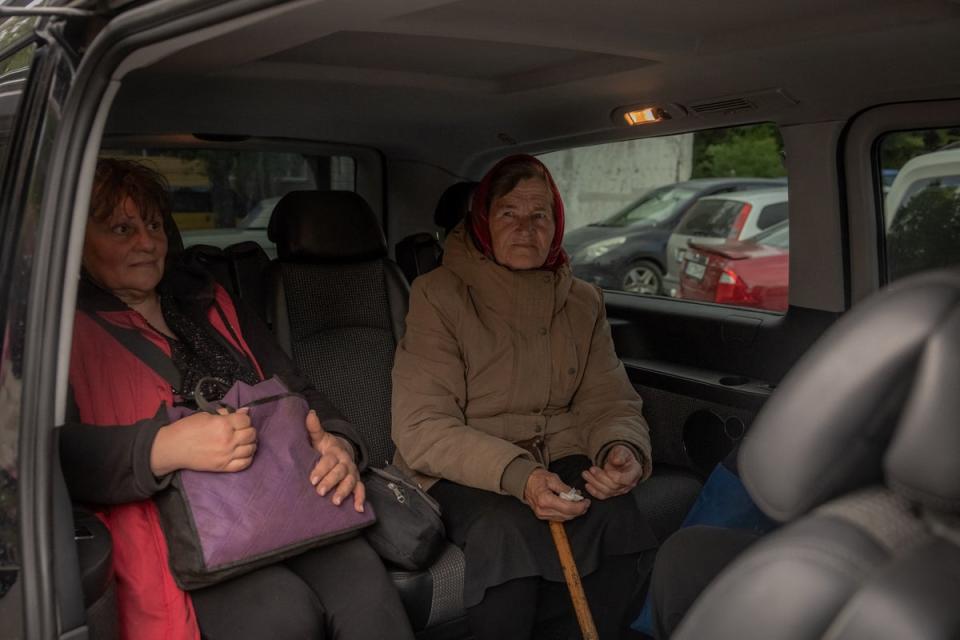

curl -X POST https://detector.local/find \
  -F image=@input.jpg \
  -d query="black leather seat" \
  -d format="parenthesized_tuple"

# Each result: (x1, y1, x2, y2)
(675, 268, 960, 640)
(224, 241, 270, 321)
(266, 191, 468, 635)
(433, 180, 476, 236)
(179, 242, 271, 321)
(393, 181, 477, 284)
(394, 232, 442, 284)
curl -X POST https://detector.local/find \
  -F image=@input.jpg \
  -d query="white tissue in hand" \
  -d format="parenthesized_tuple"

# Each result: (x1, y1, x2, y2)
(558, 488, 584, 502)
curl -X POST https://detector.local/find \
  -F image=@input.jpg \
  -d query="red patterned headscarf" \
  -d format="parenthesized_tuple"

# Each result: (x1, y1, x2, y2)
(469, 154, 568, 271)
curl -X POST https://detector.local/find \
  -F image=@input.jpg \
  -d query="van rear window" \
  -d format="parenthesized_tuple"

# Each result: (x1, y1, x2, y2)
(99, 148, 355, 258)
(676, 199, 745, 236)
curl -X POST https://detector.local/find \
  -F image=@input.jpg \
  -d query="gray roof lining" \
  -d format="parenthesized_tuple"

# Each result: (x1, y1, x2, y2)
(104, 0, 960, 171)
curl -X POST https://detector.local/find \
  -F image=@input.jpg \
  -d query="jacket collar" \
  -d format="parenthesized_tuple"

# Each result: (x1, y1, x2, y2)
(442, 222, 573, 317)
(78, 260, 217, 316)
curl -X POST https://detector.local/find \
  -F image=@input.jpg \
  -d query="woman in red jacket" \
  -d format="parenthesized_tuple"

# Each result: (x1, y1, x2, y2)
(61, 158, 413, 640)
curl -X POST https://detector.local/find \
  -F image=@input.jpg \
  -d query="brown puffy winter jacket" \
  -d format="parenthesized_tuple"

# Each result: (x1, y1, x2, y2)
(391, 224, 652, 499)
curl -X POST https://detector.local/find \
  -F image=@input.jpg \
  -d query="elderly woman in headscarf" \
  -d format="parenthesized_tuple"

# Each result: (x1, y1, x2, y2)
(61, 158, 414, 640)
(392, 154, 658, 639)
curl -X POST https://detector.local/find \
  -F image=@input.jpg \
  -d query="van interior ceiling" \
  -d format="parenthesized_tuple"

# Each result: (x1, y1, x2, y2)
(103, 0, 960, 175)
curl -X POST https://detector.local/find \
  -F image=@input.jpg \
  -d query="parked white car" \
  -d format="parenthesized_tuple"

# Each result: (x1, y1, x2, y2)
(884, 148, 960, 230)
(664, 189, 789, 296)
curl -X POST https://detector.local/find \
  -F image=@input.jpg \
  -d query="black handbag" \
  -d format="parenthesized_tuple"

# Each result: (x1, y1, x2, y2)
(362, 465, 446, 571)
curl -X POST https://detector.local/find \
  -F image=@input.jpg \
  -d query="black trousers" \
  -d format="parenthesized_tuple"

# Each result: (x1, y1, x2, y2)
(465, 555, 645, 640)
(649, 526, 761, 639)
(431, 456, 655, 640)
(190, 536, 414, 640)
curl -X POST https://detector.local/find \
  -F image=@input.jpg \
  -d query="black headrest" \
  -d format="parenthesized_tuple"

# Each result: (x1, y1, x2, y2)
(741, 268, 960, 521)
(267, 191, 386, 263)
(434, 181, 477, 234)
(164, 210, 184, 254)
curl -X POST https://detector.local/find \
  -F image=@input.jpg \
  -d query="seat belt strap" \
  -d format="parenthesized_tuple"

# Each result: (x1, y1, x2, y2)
(83, 310, 183, 391)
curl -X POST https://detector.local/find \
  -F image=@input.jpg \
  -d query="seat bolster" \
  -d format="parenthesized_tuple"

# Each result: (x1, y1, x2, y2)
(820, 538, 960, 640)
(388, 567, 434, 631)
(384, 259, 410, 343)
(389, 542, 465, 631)
(741, 277, 960, 521)
(265, 262, 292, 357)
(674, 515, 889, 640)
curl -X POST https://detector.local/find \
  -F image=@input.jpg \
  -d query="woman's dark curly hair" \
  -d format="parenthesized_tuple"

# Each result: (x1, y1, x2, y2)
(91, 157, 171, 224)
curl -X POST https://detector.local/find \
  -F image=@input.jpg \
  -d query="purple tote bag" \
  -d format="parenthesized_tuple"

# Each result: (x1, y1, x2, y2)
(155, 376, 376, 590)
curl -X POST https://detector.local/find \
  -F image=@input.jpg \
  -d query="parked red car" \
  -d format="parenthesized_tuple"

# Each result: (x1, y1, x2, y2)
(679, 221, 789, 311)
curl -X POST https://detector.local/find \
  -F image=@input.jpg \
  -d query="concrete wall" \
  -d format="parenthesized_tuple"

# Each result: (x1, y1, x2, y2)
(540, 134, 694, 232)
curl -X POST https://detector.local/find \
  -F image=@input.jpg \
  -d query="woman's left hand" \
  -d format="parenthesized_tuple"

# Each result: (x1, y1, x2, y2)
(305, 410, 366, 512)
(582, 445, 643, 500)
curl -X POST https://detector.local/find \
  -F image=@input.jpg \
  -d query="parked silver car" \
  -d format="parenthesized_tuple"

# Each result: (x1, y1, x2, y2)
(664, 189, 789, 295)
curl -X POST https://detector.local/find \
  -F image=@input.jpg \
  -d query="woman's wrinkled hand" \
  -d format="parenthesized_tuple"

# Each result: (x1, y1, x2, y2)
(151, 407, 256, 476)
(523, 468, 590, 521)
(581, 445, 642, 500)
(305, 410, 365, 512)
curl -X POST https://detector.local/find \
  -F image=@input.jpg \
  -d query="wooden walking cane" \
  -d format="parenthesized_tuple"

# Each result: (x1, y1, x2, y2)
(549, 520, 600, 640)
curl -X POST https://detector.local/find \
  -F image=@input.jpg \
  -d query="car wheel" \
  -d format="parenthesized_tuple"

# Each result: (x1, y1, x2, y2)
(622, 261, 663, 295)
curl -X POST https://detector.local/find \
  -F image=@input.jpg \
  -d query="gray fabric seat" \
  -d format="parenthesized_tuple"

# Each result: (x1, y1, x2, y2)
(265, 191, 468, 635)
(675, 268, 960, 640)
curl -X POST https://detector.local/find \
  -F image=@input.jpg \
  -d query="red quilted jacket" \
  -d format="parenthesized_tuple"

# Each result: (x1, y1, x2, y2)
(69, 282, 263, 640)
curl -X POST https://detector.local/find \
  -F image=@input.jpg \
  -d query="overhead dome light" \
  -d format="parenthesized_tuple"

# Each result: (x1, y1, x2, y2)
(623, 107, 669, 125)
(612, 103, 685, 127)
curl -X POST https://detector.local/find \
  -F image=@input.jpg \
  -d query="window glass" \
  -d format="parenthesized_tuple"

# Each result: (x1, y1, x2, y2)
(0, 18, 37, 177)
(750, 220, 790, 249)
(598, 185, 701, 228)
(0, 17, 38, 616)
(756, 202, 789, 230)
(880, 128, 960, 282)
(675, 199, 746, 237)
(545, 123, 788, 312)
(99, 148, 356, 258)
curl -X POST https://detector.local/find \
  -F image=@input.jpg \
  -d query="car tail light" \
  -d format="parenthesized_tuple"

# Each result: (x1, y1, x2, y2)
(728, 203, 753, 239)
(715, 268, 750, 304)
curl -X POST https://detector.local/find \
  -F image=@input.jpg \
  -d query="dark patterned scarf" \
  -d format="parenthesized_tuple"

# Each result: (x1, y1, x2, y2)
(160, 291, 260, 405)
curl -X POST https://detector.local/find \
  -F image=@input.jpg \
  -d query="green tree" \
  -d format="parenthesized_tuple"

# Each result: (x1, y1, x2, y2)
(887, 185, 960, 281)
(0, 17, 38, 76)
(691, 123, 786, 179)
(881, 128, 960, 171)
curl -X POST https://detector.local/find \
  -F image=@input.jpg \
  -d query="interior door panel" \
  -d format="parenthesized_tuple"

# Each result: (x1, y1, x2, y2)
(605, 293, 838, 478)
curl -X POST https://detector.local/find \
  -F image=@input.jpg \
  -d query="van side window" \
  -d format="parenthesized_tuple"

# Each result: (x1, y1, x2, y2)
(880, 129, 960, 282)
(99, 148, 356, 259)
(547, 123, 790, 312)
(0, 17, 39, 620)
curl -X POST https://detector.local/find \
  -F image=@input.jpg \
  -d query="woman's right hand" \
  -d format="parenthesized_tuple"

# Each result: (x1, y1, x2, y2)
(522, 468, 590, 521)
(150, 407, 256, 476)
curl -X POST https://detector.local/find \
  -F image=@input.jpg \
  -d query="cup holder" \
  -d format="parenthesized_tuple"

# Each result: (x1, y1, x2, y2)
(724, 416, 746, 440)
(719, 375, 750, 386)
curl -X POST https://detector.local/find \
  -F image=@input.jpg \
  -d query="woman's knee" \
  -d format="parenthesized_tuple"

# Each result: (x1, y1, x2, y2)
(287, 538, 414, 639)
(287, 537, 400, 607)
(192, 564, 325, 640)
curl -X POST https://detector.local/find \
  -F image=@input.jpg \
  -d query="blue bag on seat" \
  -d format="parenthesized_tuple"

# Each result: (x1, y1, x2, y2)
(675, 459, 777, 533)
(631, 451, 776, 635)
